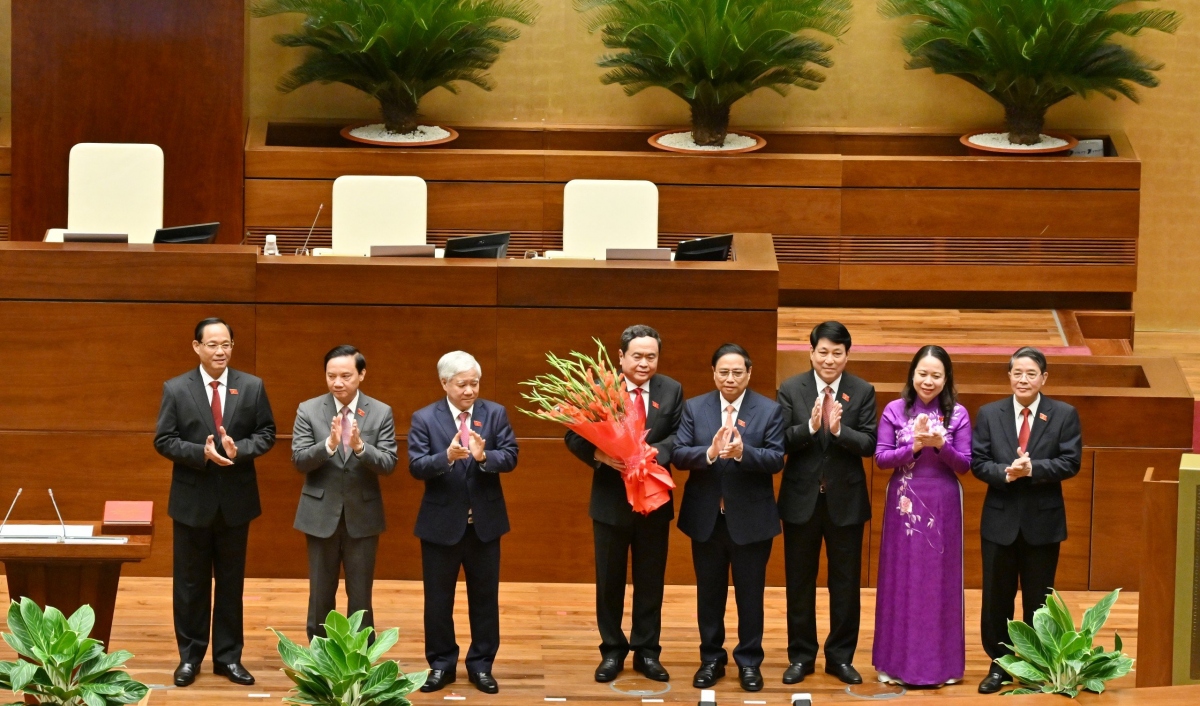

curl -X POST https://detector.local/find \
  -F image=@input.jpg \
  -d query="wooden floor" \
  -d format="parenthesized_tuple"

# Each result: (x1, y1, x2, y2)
(0, 579, 1139, 704)
(778, 308, 1066, 349)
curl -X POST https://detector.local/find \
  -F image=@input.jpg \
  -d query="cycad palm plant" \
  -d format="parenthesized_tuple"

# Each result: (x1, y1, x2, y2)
(880, 0, 1181, 145)
(253, 0, 539, 135)
(576, 0, 852, 147)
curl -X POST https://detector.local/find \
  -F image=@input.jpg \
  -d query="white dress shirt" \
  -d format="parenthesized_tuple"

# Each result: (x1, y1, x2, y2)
(447, 399, 486, 471)
(326, 392, 362, 455)
(627, 380, 650, 418)
(1014, 394, 1042, 436)
(199, 366, 229, 415)
(809, 371, 844, 436)
(707, 390, 747, 464)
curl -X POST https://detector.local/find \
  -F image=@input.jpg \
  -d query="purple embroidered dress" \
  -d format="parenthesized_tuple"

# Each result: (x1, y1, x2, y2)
(872, 398, 971, 685)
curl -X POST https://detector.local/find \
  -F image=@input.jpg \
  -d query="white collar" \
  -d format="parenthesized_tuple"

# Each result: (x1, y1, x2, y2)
(199, 366, 228, 388)
(334, 392, 360, 415)
(718, 389, 747, 415)
(814, 370, 842, 396)
(1014, 394, 1042, 417)
(448, 398, 475, 420)
(626, 379, 650, 394)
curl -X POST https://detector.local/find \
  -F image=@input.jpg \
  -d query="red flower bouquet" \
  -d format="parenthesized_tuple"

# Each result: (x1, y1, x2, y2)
(520, 339, 674, 515)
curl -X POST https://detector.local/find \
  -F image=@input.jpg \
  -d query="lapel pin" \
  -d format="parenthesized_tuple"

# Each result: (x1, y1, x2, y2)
(651, 400, 660, 409)
(357, 408, 366, 417)
(841, 392, 850, 402)
(229, 389, 238, 395)
(737, 419, 746, 428)
(1038, 413, 1048, 421)
(473, 420, 483, 428)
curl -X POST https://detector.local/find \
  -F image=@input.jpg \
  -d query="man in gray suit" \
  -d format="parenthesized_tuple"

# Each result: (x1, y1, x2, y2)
(292, 345, 398, 641)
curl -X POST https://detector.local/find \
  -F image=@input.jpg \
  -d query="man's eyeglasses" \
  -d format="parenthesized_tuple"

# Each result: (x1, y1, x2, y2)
(1009, 370, 1043, 381)
(202, 342, 234, 352)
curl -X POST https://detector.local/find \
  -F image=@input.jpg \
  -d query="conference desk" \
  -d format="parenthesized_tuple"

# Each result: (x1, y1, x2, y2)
(0, 235, 778, 583)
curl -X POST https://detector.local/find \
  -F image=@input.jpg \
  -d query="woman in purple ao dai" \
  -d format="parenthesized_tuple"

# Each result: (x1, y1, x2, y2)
(872, 345, 971, 686)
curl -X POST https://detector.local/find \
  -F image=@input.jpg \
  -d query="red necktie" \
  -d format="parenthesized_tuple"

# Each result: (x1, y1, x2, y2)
(210, 381, 223, 432)
(458, 412, 470, 449)
(629, 387, 646, 426)
(1018, 408, 1031, 453)
(821, 386, 834, 429)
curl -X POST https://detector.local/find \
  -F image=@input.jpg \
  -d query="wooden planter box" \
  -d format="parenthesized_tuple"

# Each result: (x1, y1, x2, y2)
(245, 120, 1140, 308)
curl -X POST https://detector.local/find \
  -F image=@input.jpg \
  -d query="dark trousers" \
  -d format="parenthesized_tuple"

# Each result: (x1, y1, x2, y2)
(172, 513, 249, 665)
(784, 494, 865, 665)
(421, 526, 501, 673)
(981, 535, 1060, 661)
(593, 516, 670, 661)
(306, 515, 380, 641)
(691, 515, 773, 668)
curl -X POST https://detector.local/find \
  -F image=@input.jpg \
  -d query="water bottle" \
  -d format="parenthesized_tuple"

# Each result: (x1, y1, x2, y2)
(263, 234, 280, 256)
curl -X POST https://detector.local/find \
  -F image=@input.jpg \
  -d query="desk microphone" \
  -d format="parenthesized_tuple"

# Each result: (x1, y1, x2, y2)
(48, 489, 67, 543)
(0, 488, 22, 535)
(297, 203, 324, 256)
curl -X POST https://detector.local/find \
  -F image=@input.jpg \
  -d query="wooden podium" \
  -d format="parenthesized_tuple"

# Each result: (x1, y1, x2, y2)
(0, 522, 152, 647)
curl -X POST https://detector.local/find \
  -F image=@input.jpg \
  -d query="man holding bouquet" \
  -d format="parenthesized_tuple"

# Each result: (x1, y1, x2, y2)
(673, 343, 785, 692)
(566, 325, 683, 683)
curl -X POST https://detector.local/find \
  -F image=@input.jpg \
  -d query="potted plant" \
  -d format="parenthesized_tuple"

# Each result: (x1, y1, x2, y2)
(996, 588, 1133, 697)
(0, 598, 148, 706)
(271, 609, 428, 705)
(575, 0, 852, 152)
(253, 0, 539, 146)
(880, 0, 1181, 152)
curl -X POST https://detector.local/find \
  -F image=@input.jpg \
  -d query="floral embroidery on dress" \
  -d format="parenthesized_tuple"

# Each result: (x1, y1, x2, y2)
(893, 410, 952, 552)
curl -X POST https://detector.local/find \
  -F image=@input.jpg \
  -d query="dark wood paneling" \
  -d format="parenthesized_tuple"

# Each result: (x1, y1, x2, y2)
(0, 302, 256, 432)
(256, 256, 499, 307)
(842, 155, 1140, 190)
(542, 151, 843, 188)
(0, 243, 257, 302)
(658, 185, 840, 236)
(1091, 449, 1185, 591)
(1138, 469, 1179, 687)
(839, 264, 1138, 293)
(254, 305, 500, 437)
(11, 0, 244, 241)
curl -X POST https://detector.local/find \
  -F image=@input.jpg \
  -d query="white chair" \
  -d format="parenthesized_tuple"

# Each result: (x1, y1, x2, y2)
(45, 143, 165, 243)
(559, 179, 659, 259)
(331, 175, 427, 256)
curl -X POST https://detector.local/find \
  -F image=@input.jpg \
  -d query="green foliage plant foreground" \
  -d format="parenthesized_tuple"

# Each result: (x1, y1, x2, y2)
(254, 0, 538, 134)
(272, 609, 428, 706)
(577, 0, 851, 146)
(997, 588, 1133, 697)
(880, 0, 1181, 145)
(0, 598, 148, 706)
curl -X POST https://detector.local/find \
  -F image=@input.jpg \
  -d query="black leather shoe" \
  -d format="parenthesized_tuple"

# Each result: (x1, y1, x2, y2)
(173, 662, 199, 687)
(739, 666, 764, 692)
(632, 654, 670, 682)
(421, 669, 456, 693)
(594, 656, 624, 683)
(213, 662, 255, 686)
(469, 671, 499, 694)
(782, 661, 815, 684)
(825, 663, 862, 685)
(692, 661, 726, 688)
(979, 666, 1007, 694)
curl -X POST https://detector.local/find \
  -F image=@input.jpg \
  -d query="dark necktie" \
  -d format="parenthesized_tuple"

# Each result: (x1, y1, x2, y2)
(210, 381, 222, 432)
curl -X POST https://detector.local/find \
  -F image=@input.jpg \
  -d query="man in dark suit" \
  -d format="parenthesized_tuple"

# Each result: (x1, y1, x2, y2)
(565, 324, 683, 683)
(972, 346, 1082, 694)
(409, 351, 519, 695)
(154, 317, 276, 688)
(673, 343, 785, 693)
(776, 321, 877, 686)
(292, 345, 398, 641)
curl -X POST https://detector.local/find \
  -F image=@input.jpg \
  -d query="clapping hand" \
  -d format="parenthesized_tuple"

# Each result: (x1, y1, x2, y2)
(468, 430, 487, 462)
(204, 434, 234, 466)
(326, 415, 343, 454)
(810, 395, 824, 432)
(912, 413, 929, 452)
(447, 434, 471, 463)
(709, 425, 733, 462)
(828, 401, 843, 436)
(349, 419, 365, 455)
(218, 426, 238, 459)
(719, 428, 744, 460)
(1005, 448, 1033, 482)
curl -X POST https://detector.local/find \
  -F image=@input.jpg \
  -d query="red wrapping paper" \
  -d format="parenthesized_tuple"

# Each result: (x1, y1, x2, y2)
(566, 413, 675, 515)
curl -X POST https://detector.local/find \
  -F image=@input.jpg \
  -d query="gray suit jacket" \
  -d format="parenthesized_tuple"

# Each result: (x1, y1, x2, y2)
(291, 392, 398, 539)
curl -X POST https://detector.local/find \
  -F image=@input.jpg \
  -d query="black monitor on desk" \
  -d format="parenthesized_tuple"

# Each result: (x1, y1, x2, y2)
(674, 233, 733, 262)
(444, 232, 510, 259)
(153, 222, 220, 244)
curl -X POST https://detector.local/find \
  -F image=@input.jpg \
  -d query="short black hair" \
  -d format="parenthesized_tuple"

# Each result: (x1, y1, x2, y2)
(194, 317, 232, 342)
(810, 321, 851, 351)
(711, 343, 752, 369)
(620, 324, 662, 353)
(325, 344, 366, 373)
(1009, 346, 1047, 373)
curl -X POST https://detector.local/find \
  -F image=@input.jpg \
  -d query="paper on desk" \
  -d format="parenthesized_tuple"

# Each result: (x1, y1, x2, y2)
(0, 524, 94, 538)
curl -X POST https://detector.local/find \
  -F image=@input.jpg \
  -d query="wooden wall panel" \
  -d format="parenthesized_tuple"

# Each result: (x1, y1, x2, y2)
(1090, 449, 1185, 591)
(0, 302, 256, 432)
(254, 305, 500, 437)
(11, 0, 245, 241)
(658, 186, 841, 236)
(1138, 469, 1180, 687)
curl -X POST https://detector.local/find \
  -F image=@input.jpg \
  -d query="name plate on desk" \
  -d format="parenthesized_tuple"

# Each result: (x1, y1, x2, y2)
(0, 536, 128, 545)
(1, 524, 93, 539)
